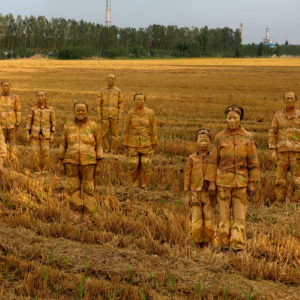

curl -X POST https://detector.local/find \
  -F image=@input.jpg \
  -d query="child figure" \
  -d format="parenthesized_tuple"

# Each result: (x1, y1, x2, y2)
(25, 90, 56, 174)
(184, 129, 216, 249)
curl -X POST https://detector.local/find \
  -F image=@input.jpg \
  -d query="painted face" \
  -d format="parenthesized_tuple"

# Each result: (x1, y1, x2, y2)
(75, 103, 88, 120)
(1, 81, 11, 94)
(106, 74, 116, 87)
(196, 134, 210, 151)
(284, 92, 296, 109)
(134, 95, 145, 109)
(226, 111, 241, 130)
(36, 91, 46, 106)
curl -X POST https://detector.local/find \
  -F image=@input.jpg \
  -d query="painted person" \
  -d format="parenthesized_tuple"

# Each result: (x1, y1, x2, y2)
(184, 129, 217, 249)
(97, 74, 123, 153)
(0, 127, 7, 174)
(59, 100, 104, 222)
(25, 90, 56, 174)
(0, 79, 21, 168)
(269, 91, 300, 202)
(209, 104, 260, 252)
(122, 92, 158, 190)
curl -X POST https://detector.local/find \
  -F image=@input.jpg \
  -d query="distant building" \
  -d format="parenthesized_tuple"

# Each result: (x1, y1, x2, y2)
(263, 28, 276, 47)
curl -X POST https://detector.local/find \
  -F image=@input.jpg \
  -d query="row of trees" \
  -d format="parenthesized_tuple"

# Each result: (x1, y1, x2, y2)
(0, 14, 299, 59)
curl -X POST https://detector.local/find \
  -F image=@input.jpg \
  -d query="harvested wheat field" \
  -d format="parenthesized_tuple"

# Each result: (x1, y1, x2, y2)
(0, 58, 299, 299)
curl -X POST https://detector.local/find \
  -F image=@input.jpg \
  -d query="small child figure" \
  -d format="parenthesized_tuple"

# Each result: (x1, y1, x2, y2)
(184, 129, 216, 249)
(25, 90, 56, 174)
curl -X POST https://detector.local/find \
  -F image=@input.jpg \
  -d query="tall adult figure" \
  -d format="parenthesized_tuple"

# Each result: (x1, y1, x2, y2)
(208, 104, 260, 252)
(0, 79, 21, 168)
(97, 74, 123, 154)
(122, 92, 158, 190)
(269, 91, 300, 202)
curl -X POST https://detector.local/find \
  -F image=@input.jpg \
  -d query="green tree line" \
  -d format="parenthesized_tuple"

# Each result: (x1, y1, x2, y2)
(0, 13, 299, 59)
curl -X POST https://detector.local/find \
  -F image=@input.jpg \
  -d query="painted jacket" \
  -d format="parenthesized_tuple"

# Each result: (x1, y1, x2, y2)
(122, 107, 158, 148)
(184, 151, 215, 192)
(25, 104, 56, 139)
(0, 127, 7, 158)
(0, 93, 21, 129)
(268, 109, 300, 152)
(59, 118, 104, 165)
(97, 87, 123, 120)
(209, 127, 260, 188)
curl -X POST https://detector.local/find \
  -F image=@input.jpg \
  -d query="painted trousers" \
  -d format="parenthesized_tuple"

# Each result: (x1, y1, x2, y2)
(30, 135, 50, 172)
(190, 190, 216, 244)
(3, 128, 18, 168)
(275, 151, 300, 202)
(217, 186, 247, 250)
(64, 163, 97, 215)
(128, 146, 153, 188)
(101, 119, 119, 153)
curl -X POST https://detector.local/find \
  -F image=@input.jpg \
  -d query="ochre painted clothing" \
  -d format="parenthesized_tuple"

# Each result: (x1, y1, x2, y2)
(101, 119, 119, 152)
(25, 104, 56, 139)
(2, 128, 18, 167)
(59, 118, 104, 165)
(0, 93, 21, 129)
(217, 186, 247, 250)
(184, 151, 215, 192)
(190, 191, 216, 244)
(128, 146, 153, 188)
(0, 127, 7, 158)
(64, 163, 97, 214)
(30, 136, 50, 172)
(209, 127, 260, 188)
(122, 107, 158, 148)
(268, 109, 300, 152)
(97, 86, 123, 121)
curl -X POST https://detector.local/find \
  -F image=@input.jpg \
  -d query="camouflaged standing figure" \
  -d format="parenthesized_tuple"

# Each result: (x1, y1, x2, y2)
(59, 100, 104, 222)
(0, 127, 7, 174)
(122, 92, 158, 190)
(0, 79, 21, 168)
(97, 74, 123, 153)
(269, 91, 300, 202)
(184, 129, 217, 249)
(209, 105, 260, 252)
(25, 91, 56, 174)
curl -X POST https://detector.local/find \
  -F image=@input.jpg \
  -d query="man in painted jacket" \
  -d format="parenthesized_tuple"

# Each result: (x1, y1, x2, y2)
(208, 104, 260, 252)
(0, 79, 21, 168)
(25, 90, 56, 174)
(97, 74, 123, 153)
(122, 92, 158, 189)
(59, 100, 104, 222)
(268, 91, 300, 202)
(0, 127, 7, 174)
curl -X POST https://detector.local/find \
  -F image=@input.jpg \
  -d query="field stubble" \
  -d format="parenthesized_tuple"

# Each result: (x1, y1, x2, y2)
(0, 58, 299, 299)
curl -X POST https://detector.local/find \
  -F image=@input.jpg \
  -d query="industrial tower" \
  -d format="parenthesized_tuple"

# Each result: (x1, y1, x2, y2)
(106, 0, 112, 27)
(240, 22, 244, 43)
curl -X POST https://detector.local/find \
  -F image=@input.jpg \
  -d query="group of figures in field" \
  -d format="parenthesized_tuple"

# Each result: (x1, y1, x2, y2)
(0, 75, 299, 252)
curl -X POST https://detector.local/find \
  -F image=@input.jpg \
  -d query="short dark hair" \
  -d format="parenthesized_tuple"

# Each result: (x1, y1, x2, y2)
(195, 128, 211, 141)
(74, 99, 88, 111)
(225, 104, 244, 120)
(134, 92, 146, 101)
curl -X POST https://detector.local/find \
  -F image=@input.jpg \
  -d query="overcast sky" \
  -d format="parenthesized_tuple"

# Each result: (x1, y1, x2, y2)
(1, 0, 300, 44)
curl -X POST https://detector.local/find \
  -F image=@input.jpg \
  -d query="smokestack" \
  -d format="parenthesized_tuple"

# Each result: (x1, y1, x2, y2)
(106, 0, 112, 27)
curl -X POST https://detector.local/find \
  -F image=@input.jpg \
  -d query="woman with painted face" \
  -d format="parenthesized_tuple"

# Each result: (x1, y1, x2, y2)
(59, 100, 104, 223)
(208, 104, 260, 252)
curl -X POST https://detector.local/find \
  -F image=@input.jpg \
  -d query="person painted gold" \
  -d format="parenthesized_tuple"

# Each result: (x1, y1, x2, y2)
(0, 127, 7, 174)
(25, 91, 56, 174)
(0, 79, 21, 168)
(59, 100, 104, 222)
(122, 92, 158, 190)
(209, 105, 260, 252)
(269, 91, 300, 202)
(184, 129, 216, 249)
(97, 74, 123, 153)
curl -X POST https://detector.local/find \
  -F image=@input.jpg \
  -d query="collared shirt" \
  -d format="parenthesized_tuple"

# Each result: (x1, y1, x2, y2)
(0, 93, 21, 129)
(122, 106, 158, 148)
(59, 118, 104, 165)
(268, 109, 300, 152)
(208, 126, 260, 188)
(97, 86, 123, 120)
(25, 103, 56, 139)
(184, 151, 214, 192)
